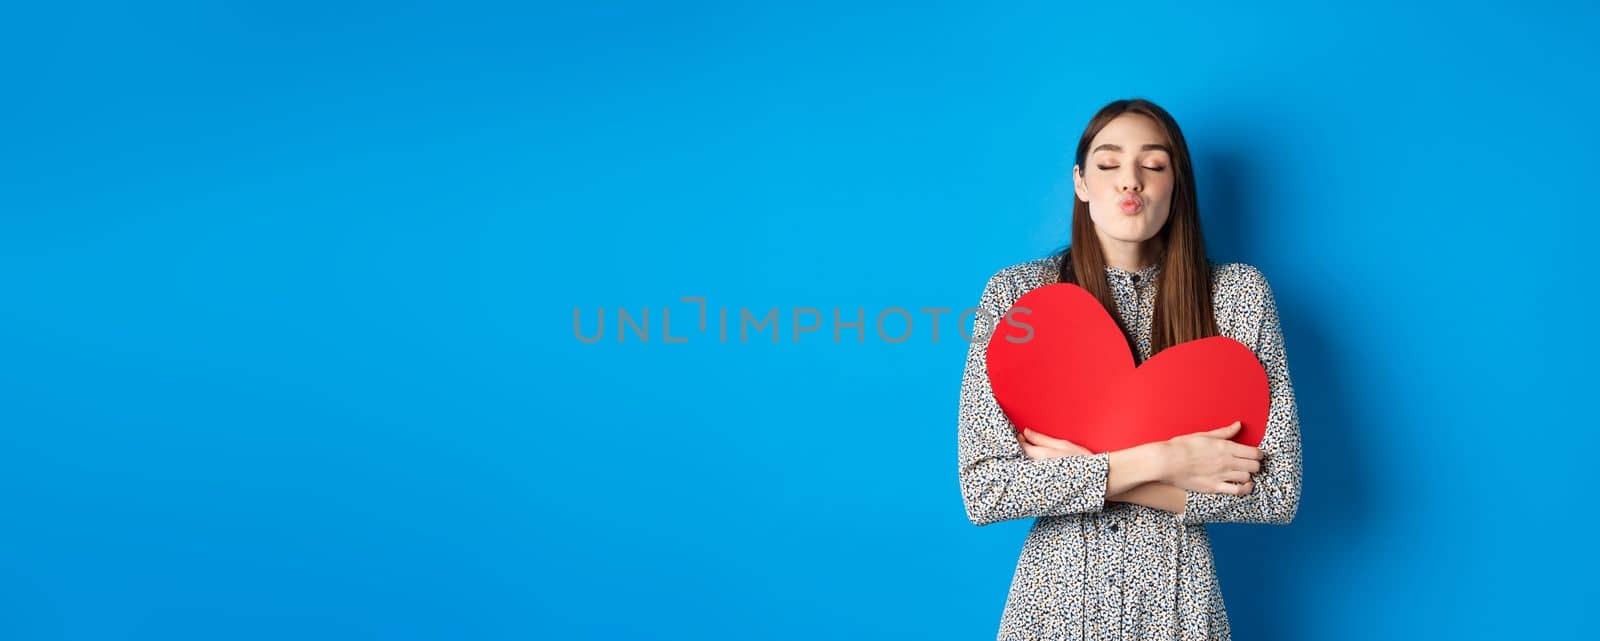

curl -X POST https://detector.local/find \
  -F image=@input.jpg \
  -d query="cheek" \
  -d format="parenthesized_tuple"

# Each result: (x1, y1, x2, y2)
(1156, 173, 1177, 193)
(1147, 180, 1176, 206)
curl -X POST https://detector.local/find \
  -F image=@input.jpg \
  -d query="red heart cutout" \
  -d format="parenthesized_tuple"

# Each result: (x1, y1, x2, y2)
(984, 283, 1267, 453)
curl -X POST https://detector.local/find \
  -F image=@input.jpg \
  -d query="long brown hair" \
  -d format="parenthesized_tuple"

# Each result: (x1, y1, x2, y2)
(1055, 98, 1217, 363)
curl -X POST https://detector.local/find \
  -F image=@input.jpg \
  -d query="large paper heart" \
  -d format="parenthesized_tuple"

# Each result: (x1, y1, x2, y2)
(984, 283, 1267, 453)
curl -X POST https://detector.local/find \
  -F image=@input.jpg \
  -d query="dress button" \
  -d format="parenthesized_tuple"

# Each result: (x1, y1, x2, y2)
(1109, 523, 1119, 532)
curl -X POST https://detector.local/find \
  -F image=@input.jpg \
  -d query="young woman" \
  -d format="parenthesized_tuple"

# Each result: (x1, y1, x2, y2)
(956, 98, 1302, 640)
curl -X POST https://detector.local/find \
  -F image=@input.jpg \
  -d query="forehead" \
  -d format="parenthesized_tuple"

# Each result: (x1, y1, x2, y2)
(1089, 113, 1169, 153)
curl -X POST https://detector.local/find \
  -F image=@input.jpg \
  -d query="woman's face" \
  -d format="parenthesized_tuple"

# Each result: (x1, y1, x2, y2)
(1073, 113, 1175, 248)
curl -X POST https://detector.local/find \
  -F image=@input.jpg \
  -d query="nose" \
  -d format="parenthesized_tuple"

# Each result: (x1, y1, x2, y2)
(1118, 169, 1142, 193)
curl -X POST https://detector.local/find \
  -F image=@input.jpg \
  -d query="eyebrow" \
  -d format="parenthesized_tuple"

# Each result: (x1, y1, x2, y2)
(1091, 143, 1171, 154)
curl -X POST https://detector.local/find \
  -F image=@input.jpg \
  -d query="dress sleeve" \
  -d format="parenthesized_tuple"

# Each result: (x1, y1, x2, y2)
(957, 271, 1112, 526)
(1176, 266, 1303, 526)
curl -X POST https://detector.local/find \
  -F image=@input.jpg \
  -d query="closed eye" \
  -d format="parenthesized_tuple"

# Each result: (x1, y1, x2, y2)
(1098, 165, 1166, 172)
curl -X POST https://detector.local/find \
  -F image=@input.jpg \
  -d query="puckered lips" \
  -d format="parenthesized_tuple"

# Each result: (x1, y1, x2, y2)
(1118, 193, 1144, 214)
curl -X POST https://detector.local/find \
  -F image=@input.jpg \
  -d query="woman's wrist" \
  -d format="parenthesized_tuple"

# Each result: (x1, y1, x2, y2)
(1107, 441, 1174, 492)
(1140, 440, 1174, 484)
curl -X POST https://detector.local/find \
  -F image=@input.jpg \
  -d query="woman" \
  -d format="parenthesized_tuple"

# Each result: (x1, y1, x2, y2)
(956, 98, 1303, 640)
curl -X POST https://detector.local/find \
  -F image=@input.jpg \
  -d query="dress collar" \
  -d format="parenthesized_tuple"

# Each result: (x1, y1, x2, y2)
(1103, 260, 1162, 287)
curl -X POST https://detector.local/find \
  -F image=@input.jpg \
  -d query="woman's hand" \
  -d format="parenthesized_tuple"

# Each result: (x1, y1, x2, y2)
(1162, 421, 1262, 496)
(1016, 428, 1092, 459)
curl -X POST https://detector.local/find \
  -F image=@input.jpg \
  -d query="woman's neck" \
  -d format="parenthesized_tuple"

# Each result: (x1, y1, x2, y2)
(1099, 238, 1160, 272)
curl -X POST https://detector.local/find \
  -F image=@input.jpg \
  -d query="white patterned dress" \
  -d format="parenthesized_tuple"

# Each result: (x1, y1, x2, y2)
(956, 253, 1302, 641)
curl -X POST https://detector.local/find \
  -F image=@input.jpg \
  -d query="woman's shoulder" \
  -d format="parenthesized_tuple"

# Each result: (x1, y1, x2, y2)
(1208, 260, 1282, 346)
(1208, 259, 1275, 303)
(982, 255, 1062, 298)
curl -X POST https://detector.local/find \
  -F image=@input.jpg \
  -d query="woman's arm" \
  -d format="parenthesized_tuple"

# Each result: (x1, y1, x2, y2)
(1175, 266, 1302, 526)
(958, 272, 1172, 526)
(1022, 426, 1256, 516)
(1108, 482, 1186, 514)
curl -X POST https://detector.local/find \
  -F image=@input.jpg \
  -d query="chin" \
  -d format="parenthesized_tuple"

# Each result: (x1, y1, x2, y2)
(1096, 221, 1147, 240)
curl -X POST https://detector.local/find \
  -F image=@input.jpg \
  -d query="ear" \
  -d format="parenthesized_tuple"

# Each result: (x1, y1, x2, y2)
(1072, 164, 1089, 203)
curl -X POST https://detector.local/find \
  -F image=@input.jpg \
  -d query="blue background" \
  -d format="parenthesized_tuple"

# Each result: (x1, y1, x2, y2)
(3, 1, 1596, 639)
